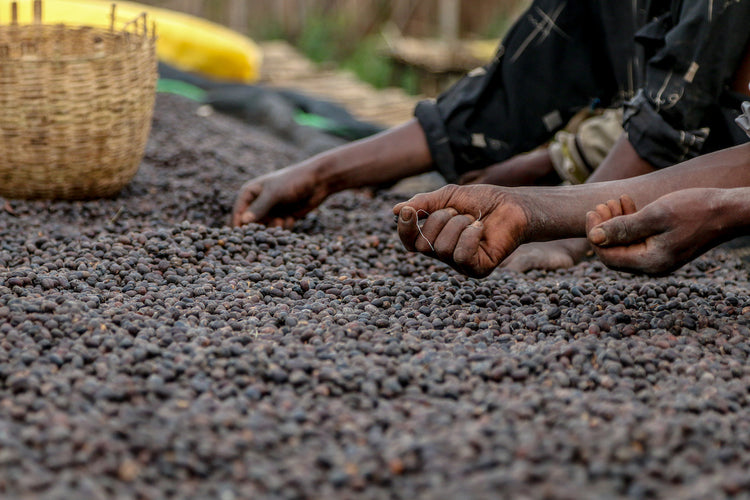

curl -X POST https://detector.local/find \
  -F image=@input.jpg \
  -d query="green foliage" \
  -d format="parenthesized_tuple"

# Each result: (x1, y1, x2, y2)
(341, 35, 419, 94)
(276, 8, 420, 95)
(259, 4, 521, 96)
(295, 9, 353, 64)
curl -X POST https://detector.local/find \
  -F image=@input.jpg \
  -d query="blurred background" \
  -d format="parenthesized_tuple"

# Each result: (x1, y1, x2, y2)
(139, 0, 529, 96)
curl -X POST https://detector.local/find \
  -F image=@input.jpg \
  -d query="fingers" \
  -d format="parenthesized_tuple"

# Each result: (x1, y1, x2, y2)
(453, 221, 486, 275)
(242, 189, 279, 226)
(232, 183, 262, 227)
(620, 194, 637, 215)
(415, 208, 460, 253)
(586, 194, 636, 246)
(606, 198, 623, 218)
(397, 207, 491, 275)
(590, 209, 664, 247)
(433, 214, 476, 260)
(233, 180, 293, 228)
(586, 202, 612, 246)
(397, 207, 458, 252)
(268, 216, 296, 230)
(585, 210, 605, 242)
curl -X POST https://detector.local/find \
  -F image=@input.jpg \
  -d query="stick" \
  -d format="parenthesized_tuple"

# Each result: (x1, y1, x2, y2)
(33, 0, 41, 24)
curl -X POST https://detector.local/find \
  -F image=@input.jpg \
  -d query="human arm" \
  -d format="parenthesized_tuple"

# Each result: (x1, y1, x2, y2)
(232, 119, 433, 227)
(458, 149, 560, 187)
(394, 142, 750, 278)
(499, 134, 656, 271)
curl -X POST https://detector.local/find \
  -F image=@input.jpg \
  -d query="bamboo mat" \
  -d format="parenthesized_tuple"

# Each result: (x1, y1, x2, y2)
(257, 40, 421, 128)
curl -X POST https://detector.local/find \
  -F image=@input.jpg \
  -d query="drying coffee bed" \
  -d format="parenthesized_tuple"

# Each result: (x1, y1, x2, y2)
(1, 94, 749, 499)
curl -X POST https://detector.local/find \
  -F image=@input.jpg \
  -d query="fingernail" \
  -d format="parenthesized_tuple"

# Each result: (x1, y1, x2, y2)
(400, 209, 413, 222)
(589, 227, 607, 245)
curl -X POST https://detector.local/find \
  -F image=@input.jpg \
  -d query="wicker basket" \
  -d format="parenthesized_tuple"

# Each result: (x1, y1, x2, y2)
(0, 2, 157, 200)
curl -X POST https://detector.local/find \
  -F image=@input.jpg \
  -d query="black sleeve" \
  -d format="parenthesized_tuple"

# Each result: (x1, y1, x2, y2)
(623, 1, 750, 168)
(414, 0, 620, 182)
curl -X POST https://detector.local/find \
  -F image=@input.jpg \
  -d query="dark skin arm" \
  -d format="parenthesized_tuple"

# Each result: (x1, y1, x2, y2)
(499, 134, 656, 272)
(394, 143, 750, 278)
(232, 119, 433, 228)
(459, 149, 561, 187)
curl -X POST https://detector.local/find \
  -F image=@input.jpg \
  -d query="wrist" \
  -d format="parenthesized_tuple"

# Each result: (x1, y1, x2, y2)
(307, 149, 363, 196)
(515, 186, 589, 241)
(307, 152, 340, 194)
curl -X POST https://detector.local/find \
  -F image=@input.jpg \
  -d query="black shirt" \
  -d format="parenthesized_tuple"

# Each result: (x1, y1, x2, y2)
(415, 0, 750, 182)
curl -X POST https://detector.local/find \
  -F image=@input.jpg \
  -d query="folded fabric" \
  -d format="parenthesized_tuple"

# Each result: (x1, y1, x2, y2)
(737, 101, 750, 139)
(548, 108, 623, 184)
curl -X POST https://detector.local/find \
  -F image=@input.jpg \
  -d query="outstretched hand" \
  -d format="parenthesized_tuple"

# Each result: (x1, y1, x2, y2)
(585, 190, 726, 275)
(393, 184, 529, 278)
(232, 166, 328, 229)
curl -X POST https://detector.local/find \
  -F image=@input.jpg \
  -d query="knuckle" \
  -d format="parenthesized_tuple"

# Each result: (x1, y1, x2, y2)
(647, 204, 671, 221)
(612, 220, 633, 241)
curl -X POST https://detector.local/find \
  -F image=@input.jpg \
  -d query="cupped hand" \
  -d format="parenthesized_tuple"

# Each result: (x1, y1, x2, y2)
(232, 165, 328, 229)
(393, 184, 529, 278)
(585, 190, 725, 275)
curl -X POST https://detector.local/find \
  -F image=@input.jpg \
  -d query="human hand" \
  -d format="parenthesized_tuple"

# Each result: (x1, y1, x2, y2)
(586, 190, 726, 275)
(393, 184, 529, 278)
(232, 165, 328, 228)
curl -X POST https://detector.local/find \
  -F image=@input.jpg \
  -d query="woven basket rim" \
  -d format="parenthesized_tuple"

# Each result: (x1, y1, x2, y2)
(1, 46, 154, 63)
(0, 23, 154, 62)
(0, 9, 152, 30)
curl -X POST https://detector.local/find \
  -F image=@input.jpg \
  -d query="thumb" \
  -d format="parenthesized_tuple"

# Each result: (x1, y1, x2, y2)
(589, 211, 663, 247)
(392, 185, 459, 216)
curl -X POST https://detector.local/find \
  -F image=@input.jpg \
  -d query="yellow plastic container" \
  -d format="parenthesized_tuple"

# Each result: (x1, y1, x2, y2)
(0, 0, 262, 82)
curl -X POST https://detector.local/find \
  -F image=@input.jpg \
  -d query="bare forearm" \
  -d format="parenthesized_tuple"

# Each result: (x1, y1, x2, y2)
(313, 119, 434, 193)
(518, 142, 750, 241)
